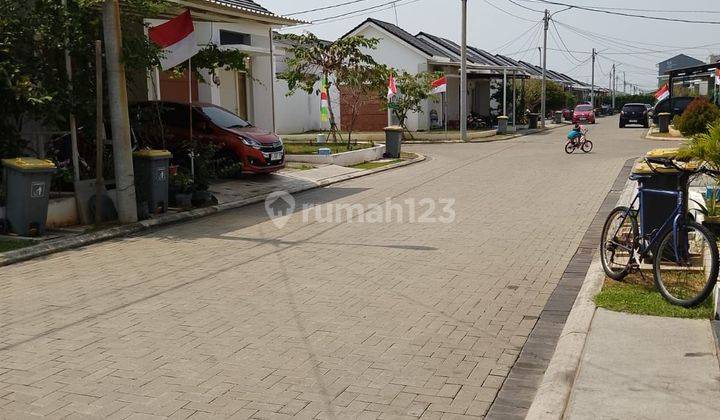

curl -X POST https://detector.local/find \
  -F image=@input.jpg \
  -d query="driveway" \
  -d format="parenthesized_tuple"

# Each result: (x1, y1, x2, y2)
(0, 117, 669, 419)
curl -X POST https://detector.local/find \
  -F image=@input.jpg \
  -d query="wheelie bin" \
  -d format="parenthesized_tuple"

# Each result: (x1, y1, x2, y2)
(1, 157, 56, 236)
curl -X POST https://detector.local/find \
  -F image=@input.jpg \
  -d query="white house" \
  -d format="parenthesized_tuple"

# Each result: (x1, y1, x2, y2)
(341, 18, 530, 132)
(142, 0, 315, 134)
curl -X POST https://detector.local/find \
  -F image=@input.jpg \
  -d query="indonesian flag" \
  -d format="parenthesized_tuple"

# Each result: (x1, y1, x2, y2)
(148, 10, 200, 71)
(430, 75, 447, 95)
(387, 73, 398, 100)
(655, 83, 669, 102)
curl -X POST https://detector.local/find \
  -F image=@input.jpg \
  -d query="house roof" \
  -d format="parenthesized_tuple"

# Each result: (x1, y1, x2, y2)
(344, 19, 450, 59)
(174, 0, 302, 25)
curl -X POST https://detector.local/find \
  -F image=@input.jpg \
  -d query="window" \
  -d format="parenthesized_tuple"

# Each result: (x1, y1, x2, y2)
(199, 106, 251, 129)
(220, 30, 251, 46)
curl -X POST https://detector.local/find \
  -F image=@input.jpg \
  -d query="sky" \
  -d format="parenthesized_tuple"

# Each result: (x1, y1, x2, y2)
(259, 0, 720, 92)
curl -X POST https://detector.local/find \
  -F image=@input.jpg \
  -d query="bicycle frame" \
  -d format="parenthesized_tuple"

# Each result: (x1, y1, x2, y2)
(613, 186, 687, 263)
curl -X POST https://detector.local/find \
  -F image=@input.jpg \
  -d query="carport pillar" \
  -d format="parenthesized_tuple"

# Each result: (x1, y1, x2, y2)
(512, 71, 516, 127)
(268, 27, 277, 133)
(460, 0, 468, 140)
(502, 69, 507, 117)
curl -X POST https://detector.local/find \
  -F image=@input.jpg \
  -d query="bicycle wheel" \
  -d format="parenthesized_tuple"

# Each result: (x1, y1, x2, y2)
(653, 220, 718, 307)
(600, 206, 638, 280)
(581, 140, 593, 153)
(564, 142, 575, 154)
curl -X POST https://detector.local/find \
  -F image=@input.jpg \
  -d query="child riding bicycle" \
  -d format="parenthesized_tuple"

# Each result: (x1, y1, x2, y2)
(567, 123, 584, 145)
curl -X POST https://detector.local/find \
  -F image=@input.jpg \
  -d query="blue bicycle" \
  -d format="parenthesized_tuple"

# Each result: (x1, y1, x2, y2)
(600, 156, 719, 307)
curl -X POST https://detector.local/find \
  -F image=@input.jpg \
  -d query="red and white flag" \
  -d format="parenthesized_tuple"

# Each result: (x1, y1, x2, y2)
(387, 73, 398, 100)
(148, 10, 200, 70)
(430, 75, 447, 95)
(655, 83, 669, 102)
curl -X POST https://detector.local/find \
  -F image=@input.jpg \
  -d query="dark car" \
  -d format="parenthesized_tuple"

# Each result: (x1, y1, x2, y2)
(600, 104, 613, 116)
(619, 103, 650, 128)
(562, 108, 574, 121)
(130, 101, 285, 174)
(652, 96, 694, 124)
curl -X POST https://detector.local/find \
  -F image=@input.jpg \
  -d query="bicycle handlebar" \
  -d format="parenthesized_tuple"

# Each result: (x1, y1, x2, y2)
(644, 157, 720, 178)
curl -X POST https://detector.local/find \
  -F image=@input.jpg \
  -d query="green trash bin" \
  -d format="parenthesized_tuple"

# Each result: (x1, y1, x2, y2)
(384, 126, 403, 158)
(1, 157, 56, 236)
(133, 150, 172, 216)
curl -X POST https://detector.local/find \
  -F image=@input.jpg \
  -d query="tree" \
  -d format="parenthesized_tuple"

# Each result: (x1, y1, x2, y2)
(277, 33, 381, 141)
(522, 79, 570, 115)
(387, 71, 435, 137)
(0, 0, 247, 179)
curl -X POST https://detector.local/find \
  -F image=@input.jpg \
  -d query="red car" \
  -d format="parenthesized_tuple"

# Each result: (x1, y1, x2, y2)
(572, 104, 596, 124)
(131, 101, 285, 174)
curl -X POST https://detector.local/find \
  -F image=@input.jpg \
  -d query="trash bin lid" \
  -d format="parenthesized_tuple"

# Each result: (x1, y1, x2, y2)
(1, 157, 56, 171)
(133, 149, 172, 159)
(383, 125, 403, 132)
(646, 147, 680, 158)
(632, 158, 700, 174)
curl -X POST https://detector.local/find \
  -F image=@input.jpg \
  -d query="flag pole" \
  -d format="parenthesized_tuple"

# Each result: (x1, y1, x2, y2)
(188, 56, 195, 179)
(443, 92, 448, 142)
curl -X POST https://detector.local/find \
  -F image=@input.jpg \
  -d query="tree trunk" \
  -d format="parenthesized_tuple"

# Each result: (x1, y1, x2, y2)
(326, 77, 342, 143)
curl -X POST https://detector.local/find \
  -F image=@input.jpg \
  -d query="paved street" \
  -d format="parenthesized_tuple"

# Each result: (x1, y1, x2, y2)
(1, 118, 670, 419)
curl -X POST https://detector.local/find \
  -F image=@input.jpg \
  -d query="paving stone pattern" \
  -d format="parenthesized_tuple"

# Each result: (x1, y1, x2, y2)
(0, 119, 659, 418)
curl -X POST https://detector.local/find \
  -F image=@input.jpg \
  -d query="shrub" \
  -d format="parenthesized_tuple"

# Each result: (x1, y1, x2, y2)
(673, 97, 720, 136)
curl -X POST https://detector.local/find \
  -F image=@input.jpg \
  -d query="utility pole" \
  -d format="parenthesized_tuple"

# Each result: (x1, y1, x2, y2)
(590, 48, 596, 108)
(623, 71, 627, 94)
(102, 0, 138, 223)
(611, 64, 616, 111)
(541, 9, 549, 128)
(460, 0, 468, 141)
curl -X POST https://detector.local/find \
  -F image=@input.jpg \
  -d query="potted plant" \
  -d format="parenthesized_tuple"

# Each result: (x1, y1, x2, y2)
(170, 171, 194, 210)
(678, 120, 720, 234)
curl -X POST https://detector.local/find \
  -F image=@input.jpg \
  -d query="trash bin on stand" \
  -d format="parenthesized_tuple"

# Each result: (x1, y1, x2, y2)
(528, 113, 539, 129)
(1, 157, 56, 236)
(133, 150, 172, 217)
(658, 112, 671, 133)
(554, 111, 563, 124)
(384, 126, 403, 158)
(632, 147, 695, 258)
(496, 116, 508, 134)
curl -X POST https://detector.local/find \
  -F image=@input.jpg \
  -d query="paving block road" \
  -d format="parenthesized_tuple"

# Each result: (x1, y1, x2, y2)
(0, 117, 669, 419)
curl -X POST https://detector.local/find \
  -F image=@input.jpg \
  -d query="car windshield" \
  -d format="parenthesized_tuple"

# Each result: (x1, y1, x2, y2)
(575, 105, 593, 111)
(199, 106, 251, 129)
(624, 105, 646, 112)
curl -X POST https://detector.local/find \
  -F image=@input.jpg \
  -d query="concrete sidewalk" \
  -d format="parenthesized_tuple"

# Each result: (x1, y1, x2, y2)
(566, 309, 720, 419)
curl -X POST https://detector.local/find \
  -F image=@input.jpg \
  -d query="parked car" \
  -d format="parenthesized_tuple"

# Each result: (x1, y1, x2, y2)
(562, 108, 574, 121)
(600, 104, 613, 116)
(130, 101, 285, 174)
(572, 104, 596, 124)
(652, 96, 694, 124)
(619, 103, 650, 128)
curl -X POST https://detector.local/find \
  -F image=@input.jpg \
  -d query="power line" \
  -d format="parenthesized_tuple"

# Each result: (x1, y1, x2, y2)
(482, 0, 538, 23)
(310, 0, 406, 23)
(506, 0, 544, 13)
(550, 19, 581, 63)
(285, 0, 422, 28)
(284, 0, 376, 16)
(513, 0, 720, 24)
(492, 20, 542, 53)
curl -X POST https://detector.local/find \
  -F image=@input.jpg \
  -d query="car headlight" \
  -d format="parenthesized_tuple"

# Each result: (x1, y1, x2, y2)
(241, 136, 262, 149)
(277, 136, 283, 146)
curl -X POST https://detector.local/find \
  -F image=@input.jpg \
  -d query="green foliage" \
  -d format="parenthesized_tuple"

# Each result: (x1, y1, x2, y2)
(677, 119, 720, 172)
(674, 97, 720, 136)
(387, 71, 435, 132)
(522, 79, 570, 113)
(339, 64, 389, 143)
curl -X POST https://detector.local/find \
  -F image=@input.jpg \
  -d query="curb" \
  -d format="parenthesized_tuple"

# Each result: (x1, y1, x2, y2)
(645, 127, 688, 141)
(0, 154, 426, 267)
(525, 174, 636, 420)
